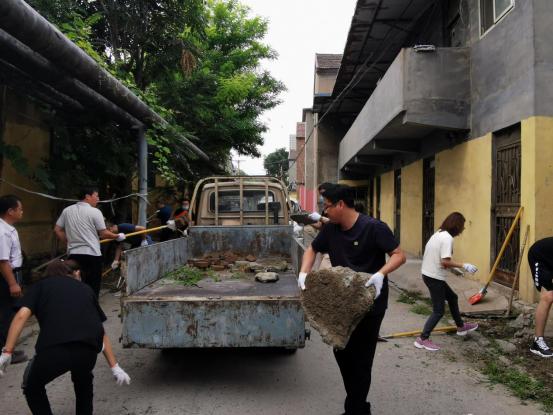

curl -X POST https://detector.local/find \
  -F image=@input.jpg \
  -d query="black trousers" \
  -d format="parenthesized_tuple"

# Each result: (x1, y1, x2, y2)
(159, 228, 174, 242)
(333, 312, 385, 415)
(68, 254, 103, 298)
(22, 342, 98, 415)
(0, 277, 15, 346)
(421, 275, 464, 339)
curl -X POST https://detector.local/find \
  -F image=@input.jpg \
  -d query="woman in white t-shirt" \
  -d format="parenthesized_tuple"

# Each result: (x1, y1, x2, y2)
(414, 212, 479, 351)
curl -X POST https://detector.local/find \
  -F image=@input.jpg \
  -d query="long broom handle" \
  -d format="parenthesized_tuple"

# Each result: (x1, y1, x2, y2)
(99, 225, 168, 244)
(507, 224, 530, 316)
(33, 226, 169, 273)
(383, 325, 457, 339)
(31, 252, 67, 273)
(484, 206, 524, 288)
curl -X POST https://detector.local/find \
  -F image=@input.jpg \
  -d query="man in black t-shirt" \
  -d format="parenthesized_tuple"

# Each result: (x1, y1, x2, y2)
(0, 259, 130, 414)
(528, 237, 553, 358)
(298, 185, 406, 415)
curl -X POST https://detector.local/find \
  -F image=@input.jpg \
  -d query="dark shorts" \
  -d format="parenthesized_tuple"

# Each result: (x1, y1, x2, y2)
(529, 259, 553, 292)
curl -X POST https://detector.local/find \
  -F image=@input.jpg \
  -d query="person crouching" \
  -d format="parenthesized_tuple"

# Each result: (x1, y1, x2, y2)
(0, 259, 130, 415)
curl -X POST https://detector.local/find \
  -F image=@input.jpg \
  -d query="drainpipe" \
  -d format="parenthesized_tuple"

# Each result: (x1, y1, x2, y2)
(0, 0, 208, 161)
(0, 29, 141, 128)
(135, 126, 148, 227)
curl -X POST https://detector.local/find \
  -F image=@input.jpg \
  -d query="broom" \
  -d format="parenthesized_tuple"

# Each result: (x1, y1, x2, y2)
(468, 206, 523, 305)
(99, 225, 167, 244)
(506, 225, 530, 317)
(381, 325, 457, 340)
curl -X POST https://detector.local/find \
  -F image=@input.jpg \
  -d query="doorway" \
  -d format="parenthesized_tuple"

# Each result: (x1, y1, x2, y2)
(491, 125, 521, 287)
(422, 157, 435, 248)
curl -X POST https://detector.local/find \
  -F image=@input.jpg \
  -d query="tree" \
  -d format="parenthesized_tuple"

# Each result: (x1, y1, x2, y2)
(264, 148, 288, 183)
(26, 0, 284, 185)
(156, 0, 285, 178)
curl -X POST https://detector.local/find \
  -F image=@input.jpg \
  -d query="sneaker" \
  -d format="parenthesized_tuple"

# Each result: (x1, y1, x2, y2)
(11, 350, 28, 364)
(530, 337, 553, 358)
(414, 337, 440, 351)
(457, 322, 478, 336)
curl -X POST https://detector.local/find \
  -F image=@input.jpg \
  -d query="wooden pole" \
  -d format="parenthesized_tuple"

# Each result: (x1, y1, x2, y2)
(506, 225, 530, 317)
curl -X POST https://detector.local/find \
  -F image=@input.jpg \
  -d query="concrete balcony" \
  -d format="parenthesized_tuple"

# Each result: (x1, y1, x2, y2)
(338, 47, 470, 170)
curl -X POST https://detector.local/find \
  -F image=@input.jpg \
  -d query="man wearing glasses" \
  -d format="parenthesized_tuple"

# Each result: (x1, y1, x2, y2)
(298, 184, 406, 415)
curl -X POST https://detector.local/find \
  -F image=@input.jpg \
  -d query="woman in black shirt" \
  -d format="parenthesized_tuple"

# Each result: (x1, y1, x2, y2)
(0, 259, 130, 415)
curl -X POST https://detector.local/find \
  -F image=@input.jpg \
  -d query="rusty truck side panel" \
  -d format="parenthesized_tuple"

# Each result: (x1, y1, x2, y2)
(124, 238, 189, 296)
(187, 225, 293, 262)
(122, 277, 304, 349)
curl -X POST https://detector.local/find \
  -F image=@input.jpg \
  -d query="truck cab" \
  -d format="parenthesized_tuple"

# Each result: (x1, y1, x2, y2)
(189, 176, 290, 226)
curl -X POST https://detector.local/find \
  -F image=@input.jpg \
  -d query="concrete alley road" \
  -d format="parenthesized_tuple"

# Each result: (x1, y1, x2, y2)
(0, 285, 545, 415)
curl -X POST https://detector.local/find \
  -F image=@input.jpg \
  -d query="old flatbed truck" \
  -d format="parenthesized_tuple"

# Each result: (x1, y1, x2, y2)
(120, 177, 307, 350)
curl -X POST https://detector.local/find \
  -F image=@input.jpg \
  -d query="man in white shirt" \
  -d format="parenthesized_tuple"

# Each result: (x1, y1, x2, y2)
(54, 187, 125, 297)
(0, 194, 27, 363)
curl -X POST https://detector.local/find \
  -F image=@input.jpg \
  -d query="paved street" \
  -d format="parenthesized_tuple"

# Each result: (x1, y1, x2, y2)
(0, 284, 545, 415)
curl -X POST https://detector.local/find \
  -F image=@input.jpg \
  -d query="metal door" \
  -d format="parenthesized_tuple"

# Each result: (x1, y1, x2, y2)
(394, 169, 401, 241)
(492, 125, 521, 287)
(422, 157, 435, 247)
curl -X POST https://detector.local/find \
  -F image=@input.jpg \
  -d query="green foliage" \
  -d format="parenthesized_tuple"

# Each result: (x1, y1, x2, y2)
(0, 142, 54, 190)
(156, 0, 285, 177)
(397, 292, 417, 305)
(0, 142, 30, 177)
(263, 148, 289, 182)
(484, 361, 553, 412)
(410, 303, 433, 316)
(164, 265, 206, 286)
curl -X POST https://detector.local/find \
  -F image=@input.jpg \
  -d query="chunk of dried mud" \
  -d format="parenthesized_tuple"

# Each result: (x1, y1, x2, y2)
(301, 266, 376, 350)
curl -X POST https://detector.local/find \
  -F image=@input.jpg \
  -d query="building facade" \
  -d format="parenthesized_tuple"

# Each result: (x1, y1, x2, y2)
(301, 0, 553, 303)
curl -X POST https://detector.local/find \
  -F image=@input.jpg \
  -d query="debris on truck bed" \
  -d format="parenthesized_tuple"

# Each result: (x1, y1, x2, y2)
(164, 255, 291, 286)
(302, 266, 376, 349)
(255, 272, 279, 283)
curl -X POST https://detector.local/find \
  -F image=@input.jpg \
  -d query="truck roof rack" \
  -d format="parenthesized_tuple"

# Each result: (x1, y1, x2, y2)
(190, 176, 290, 225)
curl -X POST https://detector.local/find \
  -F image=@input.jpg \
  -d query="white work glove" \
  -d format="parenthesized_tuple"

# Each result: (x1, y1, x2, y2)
(298, 272, 307, 290)
(0, 351, 12, 377)
(140, 239, 149, 247)
(111, 363, 131, 385)
(463, 263, 478, 274)
(111, 261, 120, 270)
(116, 233, 126, 242)
(307, 212, 322, 222)
(365, 272, 385, 299)
(166, 220, 176, 231)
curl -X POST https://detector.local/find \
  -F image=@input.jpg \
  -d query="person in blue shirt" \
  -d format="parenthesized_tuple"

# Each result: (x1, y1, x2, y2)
(156, 199, 174, 242)
(108, 223, 151, 270)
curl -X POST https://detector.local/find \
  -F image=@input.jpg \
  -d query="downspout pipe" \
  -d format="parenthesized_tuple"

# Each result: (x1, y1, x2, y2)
(135, 125, 148, 227)
(0, 29, 141, 128)
(0, 58, 84, 112)
(0, 0, 208, 161)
